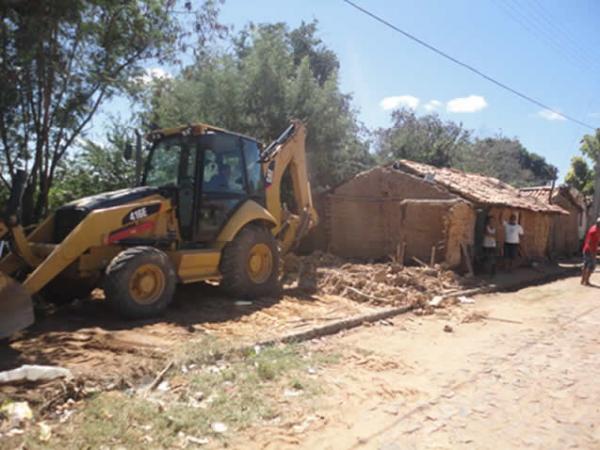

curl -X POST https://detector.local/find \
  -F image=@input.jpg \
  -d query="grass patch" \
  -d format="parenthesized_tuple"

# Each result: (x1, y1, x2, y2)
(17, 339, 337, 449)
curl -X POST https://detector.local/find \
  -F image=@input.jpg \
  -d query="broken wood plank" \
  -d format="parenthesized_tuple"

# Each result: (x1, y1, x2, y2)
(482, 316, 523, 325)
(345, 286, 389, 303)
(412, 256, 428, 267)
(146, 360, 174, 394)
(430, 245, 437, 266)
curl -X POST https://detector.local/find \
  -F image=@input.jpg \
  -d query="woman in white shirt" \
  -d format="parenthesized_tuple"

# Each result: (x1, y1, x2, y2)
(482, 215, 497, 276)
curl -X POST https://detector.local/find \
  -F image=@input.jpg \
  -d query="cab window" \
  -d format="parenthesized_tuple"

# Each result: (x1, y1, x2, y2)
(202, 135, 245, 194)
(242, 138, 264, 196)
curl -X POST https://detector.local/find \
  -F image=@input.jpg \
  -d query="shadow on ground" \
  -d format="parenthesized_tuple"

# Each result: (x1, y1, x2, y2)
(0, 281, 321, 372)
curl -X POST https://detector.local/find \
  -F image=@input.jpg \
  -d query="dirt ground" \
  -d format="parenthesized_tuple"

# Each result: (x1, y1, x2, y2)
(237, 274, 600, 449)
(0, 253, 476, 388)
(0, 256, 585, 449)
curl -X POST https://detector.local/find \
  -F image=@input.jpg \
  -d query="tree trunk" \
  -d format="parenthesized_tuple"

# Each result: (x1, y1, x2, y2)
(21, 182, 36, 226)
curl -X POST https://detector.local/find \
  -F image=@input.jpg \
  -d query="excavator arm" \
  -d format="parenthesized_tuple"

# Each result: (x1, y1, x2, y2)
(261, 120, 318, 254)
(0, 169, 35, 338)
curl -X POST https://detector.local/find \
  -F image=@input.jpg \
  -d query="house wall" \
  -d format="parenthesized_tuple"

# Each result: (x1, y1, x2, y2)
(486, 207, 552, 260)
(550, 195, 581, 256)
(398, 199, 475, 268)
(328, 167, 455, 259)
(445, 201, 477, 267)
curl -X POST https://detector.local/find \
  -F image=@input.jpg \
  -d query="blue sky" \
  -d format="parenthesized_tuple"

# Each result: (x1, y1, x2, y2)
(100, 0, 600, 180)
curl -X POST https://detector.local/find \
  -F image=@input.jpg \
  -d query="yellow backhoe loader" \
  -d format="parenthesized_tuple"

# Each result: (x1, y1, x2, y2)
(0, 120, 317, 338)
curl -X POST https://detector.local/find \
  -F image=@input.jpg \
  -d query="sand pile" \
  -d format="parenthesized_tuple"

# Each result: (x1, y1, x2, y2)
(284, 251, 469, 307)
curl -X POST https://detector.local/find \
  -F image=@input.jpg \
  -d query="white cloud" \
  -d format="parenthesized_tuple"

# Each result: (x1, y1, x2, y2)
(424, 99, 443, 112)
(136, 67, 173, 85)
(537, 109, 566, 121)
(446, 95, 487, 113)
(380, 95, 420, 111)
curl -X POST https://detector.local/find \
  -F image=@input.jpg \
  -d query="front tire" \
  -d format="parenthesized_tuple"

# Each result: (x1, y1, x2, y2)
(220, 224, 280, 298)
(104, 246, 176, 319)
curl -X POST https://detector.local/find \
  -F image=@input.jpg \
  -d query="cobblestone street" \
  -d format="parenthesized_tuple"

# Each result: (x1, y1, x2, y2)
(254, 276, 600, 450)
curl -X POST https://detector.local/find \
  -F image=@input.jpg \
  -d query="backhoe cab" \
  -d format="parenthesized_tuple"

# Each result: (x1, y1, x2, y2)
(0, 120, 317, 338)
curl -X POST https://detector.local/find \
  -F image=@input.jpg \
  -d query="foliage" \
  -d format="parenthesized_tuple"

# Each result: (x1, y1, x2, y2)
(458, 136, 557, 187)
(578, 129, 600, 215)
(375, 108, 556, 187)
(149, 21, 373, 191)
(48, 124, 136, 211)
(565, 156, 594, 196)
(580, 129, 600, 166)
(0, 0, 223, 223)
(374, 109, 471, 167)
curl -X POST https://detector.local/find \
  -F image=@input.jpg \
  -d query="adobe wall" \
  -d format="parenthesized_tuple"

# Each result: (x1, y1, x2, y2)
(398, 200, 449, 264)
(487, 207, 551, 260)
(329, 167, 455, 259)
(550, 196, 580, 256)
(445, 201, 477, 267)
(398, 199, 475, 268)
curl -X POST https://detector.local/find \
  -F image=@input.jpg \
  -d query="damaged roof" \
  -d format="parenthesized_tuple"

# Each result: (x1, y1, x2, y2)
(519, 185, 585, 212)
(393, 159, 567, 214)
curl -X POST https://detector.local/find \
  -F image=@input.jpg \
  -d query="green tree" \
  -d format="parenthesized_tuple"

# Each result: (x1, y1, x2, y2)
(149, 21, 372, 191)
(579, 129, 600, 217)
(458, 136, 557, 187)
(0, 0, 223, 223)
(374, 109, 471, 167)
(565, 156, 594, 195)
(49, 124, 136, 210)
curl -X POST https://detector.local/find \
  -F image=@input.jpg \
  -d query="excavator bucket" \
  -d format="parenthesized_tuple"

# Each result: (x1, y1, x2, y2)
(0, 272, 34, 339)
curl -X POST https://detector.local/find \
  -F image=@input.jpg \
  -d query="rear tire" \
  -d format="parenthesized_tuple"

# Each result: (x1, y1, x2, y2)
(220, 224, 280, 298)
(104, 246, 176, 319)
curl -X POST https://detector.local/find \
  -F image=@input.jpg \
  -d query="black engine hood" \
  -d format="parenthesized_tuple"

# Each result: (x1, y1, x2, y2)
(60, 186, 161, 212)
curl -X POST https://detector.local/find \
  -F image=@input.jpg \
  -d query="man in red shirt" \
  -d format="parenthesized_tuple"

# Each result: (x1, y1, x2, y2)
(581, 217, 600, 286)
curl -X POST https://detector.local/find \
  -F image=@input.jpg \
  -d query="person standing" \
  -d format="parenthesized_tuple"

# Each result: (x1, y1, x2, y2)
(482, 215, 497, 276)
(503, 213, 524, 271)
(581, 217, 600, 286)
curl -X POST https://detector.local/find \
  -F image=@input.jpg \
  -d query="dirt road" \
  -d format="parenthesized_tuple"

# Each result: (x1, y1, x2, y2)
(245, 275, 600, 449)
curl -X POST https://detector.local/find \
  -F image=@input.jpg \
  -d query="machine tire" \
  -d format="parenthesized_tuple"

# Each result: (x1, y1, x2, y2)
(220, 224, 280, 298)
(104, 246, 176, 319)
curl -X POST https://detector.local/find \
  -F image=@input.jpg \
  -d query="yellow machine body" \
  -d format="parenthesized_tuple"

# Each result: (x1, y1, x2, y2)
(0, 120, 317, 338)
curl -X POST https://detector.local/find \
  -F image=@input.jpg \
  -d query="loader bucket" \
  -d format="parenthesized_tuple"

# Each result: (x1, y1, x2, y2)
(0, 273, 34, 339)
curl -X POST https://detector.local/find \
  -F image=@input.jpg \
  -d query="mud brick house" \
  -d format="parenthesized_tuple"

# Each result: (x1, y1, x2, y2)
(321, 160, 566, 267)
(520, 185, 586, 256)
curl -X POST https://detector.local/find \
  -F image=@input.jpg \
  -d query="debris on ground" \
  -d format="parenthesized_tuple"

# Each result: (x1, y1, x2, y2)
(0, 365, 73, 384)
(211, 422, 228, 433)
(38, 421, 52, 442)
(234, 300, 253, 306)
(461, 311, 490, 323)
(285, 251, 476, 308)
(1, 401, 33, 431)
(443, 324, 454, 333)
(458, 295, 476, 304)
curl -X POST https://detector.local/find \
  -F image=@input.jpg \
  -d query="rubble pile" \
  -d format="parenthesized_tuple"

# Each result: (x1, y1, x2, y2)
(284, 251, 470, 307)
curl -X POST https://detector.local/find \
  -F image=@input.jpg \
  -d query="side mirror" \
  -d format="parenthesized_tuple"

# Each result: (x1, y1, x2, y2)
(124, 142, 133, 160)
